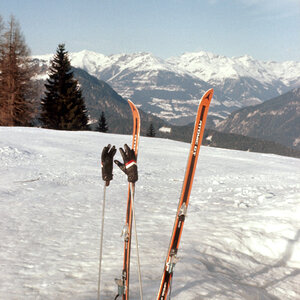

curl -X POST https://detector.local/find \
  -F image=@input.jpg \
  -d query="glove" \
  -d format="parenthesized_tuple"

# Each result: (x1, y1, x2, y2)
(101, 144, 116, 186)
(114, 144, 138, 183)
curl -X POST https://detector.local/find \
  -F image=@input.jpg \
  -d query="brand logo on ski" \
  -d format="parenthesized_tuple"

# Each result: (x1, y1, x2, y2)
(133, 133, 137, 151)
(193, 119, 202, 156)
(161, 283, 167, 297)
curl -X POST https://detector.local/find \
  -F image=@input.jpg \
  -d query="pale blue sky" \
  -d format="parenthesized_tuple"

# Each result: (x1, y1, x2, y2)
(0, 0, 299, 61)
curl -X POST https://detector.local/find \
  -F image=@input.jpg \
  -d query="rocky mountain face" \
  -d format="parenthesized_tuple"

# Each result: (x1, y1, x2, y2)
(34, 50, 300, 126)
(216, 88, 300, 150)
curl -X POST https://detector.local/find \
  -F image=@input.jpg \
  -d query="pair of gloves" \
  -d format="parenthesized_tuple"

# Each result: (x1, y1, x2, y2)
(101, 144, 138, 186)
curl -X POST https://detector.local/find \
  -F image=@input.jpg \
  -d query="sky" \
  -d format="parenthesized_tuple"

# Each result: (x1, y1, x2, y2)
(0, 0, 299, 62)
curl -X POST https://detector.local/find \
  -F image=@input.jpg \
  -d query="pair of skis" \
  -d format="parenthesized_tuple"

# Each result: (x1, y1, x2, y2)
(114, 100, 142, 300)
(99, 88, 213, 299)
(98, 99, 141, 300)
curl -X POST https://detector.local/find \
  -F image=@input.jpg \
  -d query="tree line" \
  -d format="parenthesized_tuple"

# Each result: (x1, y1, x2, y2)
(0, 15, 156, 136)
(0, 15, 106, 132)
(0, 16, 35, 126)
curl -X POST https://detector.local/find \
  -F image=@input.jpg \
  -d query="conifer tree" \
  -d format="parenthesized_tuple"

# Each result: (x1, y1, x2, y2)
(96, 111, 108, 132)
(0, 16, 35, 126)
(40, 44, 89, 130)
(147, 123, 156, 137)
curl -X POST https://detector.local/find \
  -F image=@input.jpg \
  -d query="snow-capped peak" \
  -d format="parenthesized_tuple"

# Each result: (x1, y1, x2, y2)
(167, 51, 300, 85)
(168, 52, 269, 83)
(32, 49, 300, 87)
(69, 50, 111, 74)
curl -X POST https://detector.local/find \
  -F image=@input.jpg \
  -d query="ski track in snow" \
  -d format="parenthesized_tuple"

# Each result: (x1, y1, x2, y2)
(0, 127, 300, 300)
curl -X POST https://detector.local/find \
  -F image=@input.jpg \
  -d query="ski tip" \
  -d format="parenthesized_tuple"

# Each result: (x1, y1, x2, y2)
(205, 88, 214, 98)
(127, 99, 140, 118)
(202, 88, 214, 104)
(207, 88, 214, 94)
(127, 99, 137, 111)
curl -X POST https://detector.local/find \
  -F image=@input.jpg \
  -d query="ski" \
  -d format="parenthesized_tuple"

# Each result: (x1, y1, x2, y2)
(156, 88, 214, 300)
(115, 99, 140, 300)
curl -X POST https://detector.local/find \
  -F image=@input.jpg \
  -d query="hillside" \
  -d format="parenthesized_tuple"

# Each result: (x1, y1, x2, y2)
(0, 127, 299, 299)
(216, 88, 300, 150)
(156, 125, 300, 159)
(33, 67, 300, 158)
(33, 67, 166, 136)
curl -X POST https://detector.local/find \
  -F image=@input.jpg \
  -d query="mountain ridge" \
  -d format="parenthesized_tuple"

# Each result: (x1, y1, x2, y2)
(33, 49, 300, 126)
(34, 49, 300, 85)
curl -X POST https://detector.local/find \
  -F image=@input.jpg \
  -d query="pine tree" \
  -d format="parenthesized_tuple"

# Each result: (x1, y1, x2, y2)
(147, 123, 156, 137)
(40, 44, 89, 130)
(0, 16, 35, 126)
(96, 111, 108, 132)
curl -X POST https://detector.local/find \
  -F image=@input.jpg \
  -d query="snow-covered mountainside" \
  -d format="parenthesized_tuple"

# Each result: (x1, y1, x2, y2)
(34, 50, 300, 125)
(35, 50, 300, 87)
(216, 88, 300, 150)
(168, 51, 300, 86)
(1, 127, 300, 299)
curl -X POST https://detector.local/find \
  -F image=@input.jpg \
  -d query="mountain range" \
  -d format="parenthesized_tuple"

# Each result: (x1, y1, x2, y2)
(32, 64, 300, 158)
(34, 50, 300, 126)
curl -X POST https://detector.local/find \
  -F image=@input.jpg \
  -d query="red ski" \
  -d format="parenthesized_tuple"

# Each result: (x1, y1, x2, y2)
(156, 89, 214, 300)
(115, 99, 140, 300)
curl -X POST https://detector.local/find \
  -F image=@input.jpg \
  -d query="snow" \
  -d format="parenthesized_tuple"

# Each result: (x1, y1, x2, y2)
(158, 127, 172, 133)
(32, 73, 49, 81)
(33, 49, 300, 88)
(1, 127, 300, 300)
(167, 51, 300, 85)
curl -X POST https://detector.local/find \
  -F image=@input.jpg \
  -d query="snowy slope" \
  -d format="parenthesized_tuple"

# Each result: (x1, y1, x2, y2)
(1, 127, 300, 300)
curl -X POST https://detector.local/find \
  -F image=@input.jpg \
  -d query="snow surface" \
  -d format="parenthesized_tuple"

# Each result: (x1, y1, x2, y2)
(1, 127, 300, 300)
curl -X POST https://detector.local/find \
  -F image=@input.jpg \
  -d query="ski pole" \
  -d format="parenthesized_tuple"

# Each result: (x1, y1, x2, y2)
(98, 182, 107, 300)
(99, 144, 116, 300)
(130, 182, 143, 300)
